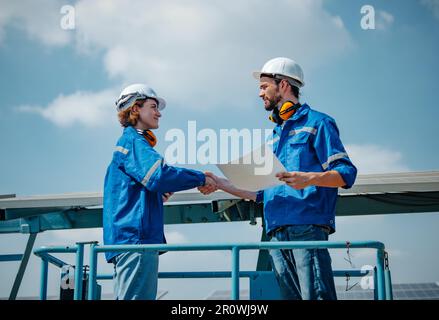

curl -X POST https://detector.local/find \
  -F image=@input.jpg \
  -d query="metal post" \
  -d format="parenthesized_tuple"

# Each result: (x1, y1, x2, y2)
(376, 249, 385, 300)
(373, 267, 378, 300)
(74, 243, 85, 300)
(40, 258, 48, 300)
(256, 227, 271, 271)
(9, 233, 37, 300)
(231, 246, 240, 300)
(88, 243, 98, 300)
(385, 269, 393, 300)
(384, 252, 393, 300)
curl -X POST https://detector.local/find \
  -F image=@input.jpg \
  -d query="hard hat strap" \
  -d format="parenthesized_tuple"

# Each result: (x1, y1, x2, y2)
(274, 75, 302, 89)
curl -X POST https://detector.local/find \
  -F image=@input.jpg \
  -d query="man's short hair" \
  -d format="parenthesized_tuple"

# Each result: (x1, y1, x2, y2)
(261, 73, 300, 99)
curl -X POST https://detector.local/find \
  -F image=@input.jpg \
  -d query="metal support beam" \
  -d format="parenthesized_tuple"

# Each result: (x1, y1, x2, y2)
(0, 254, 23, 262)
(40, 259, 48, 300)
(336, 192, 439, 216)
(1, 189, 438, 235)
(256, 224, 271, 272)
(9, 233, 37, 300)
(0, 194, 15, 199)
(74, 243, 85, 300)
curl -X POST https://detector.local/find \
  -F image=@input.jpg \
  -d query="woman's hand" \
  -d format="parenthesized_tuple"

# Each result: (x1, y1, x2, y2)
(205, 172, 233, 192)
(198, 173, 218, 195)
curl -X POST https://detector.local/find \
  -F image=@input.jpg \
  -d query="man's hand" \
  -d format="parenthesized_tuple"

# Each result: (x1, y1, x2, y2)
(277, 170, 347, 189)
(198, 172, 218, 195)
(276, 171, 313, 190)
(162, 192, 174, 203)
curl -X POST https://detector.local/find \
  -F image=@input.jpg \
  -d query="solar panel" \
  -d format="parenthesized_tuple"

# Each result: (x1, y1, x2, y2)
(1, 172, 438, 209)
(204, 282, 439, 300)
(336, 282, 439, 300)
(205, 289, 250, 300)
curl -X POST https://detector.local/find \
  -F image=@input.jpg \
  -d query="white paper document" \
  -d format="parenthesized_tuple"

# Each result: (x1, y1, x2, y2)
(216, 144, 287, 192)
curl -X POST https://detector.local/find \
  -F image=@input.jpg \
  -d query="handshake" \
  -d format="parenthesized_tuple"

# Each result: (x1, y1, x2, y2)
(197, 172, 232, 195)
(162, 172, 232, 203)
(196, 171, 315, 197)
(164, 171, 314, 202)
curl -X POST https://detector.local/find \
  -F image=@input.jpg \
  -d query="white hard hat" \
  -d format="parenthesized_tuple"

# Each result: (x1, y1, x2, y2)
(115, 83, 166, 112)
(253, 57, 305, 88)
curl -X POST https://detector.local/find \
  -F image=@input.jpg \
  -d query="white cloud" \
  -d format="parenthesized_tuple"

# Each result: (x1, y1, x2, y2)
(2, 0, 354, 115)
(0, 0, 71, 46)
(3, 0, 355, 128)
(72, 0, 353, 109)
(346, 144, 410, 174)
(420, 0, 439, 20)
(376, 10, 395, 30)
(18, 88, 118, 127)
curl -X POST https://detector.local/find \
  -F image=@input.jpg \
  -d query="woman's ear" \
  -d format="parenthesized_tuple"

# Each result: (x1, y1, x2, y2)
(131, 104, 140, 114)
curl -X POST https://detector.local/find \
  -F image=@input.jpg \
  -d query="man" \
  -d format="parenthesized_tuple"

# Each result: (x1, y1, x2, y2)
(208, 57, 357, 300)
(103, 84, 216, 300)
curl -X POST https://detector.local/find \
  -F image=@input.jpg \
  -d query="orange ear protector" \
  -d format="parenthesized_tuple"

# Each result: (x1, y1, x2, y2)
(269, 101, 301, 125)
(131, 104, 158, 147)
(142, 130, 157, 147)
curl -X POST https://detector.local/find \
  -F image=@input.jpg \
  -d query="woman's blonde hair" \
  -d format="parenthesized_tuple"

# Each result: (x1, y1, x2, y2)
(117, 100, 145, 127)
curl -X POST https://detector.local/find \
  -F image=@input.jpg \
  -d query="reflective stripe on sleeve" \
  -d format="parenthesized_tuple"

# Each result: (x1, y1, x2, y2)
(115, 146, 129, 155)
(141, 159, 162, 186)
(266, 137, 280, 145)
(289, 127, 317, 136)
(321, 152, 349, 170)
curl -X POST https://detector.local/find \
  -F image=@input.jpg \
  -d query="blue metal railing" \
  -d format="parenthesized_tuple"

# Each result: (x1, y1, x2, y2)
(34, 240, 391, 300)
(0, 254, 23, 262)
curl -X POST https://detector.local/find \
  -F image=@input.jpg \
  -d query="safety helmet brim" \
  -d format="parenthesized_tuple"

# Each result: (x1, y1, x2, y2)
(252, 71, 304, 87)
(116, 83, 167, 112)
(156, 97, 166, 111)
(252, 57, 305, 87)
(116, 95, 166, 112)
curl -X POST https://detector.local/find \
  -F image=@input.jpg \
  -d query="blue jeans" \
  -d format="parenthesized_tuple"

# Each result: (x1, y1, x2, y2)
(113, 251, 159, 300)
(269, 224, 337, 300)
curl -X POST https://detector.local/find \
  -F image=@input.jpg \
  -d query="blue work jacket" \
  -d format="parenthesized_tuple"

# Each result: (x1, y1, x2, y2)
(103, 126, 205, 262)
(256, 103, 357, 235)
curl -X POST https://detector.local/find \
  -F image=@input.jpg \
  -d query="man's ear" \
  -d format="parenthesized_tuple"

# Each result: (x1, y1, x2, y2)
(278, 79, 288, 93)
(282, 79, 291, 89)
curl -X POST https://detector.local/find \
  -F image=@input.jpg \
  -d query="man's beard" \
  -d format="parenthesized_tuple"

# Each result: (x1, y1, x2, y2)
(265, 96, 281, 111)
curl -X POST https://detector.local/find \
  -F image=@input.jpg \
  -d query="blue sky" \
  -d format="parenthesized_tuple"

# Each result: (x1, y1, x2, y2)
(0, 0, 438, 299)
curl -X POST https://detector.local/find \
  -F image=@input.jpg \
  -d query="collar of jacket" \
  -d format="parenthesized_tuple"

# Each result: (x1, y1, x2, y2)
(123, 125, 141, 139)
(287, 102, 310, 123)
(273, 103, 310, 129)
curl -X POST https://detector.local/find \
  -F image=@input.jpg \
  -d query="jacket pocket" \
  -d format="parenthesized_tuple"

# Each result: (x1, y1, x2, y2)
(286, 133, 312, 170)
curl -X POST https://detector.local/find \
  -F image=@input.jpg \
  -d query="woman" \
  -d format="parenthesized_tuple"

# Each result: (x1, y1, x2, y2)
(103, 84, 216, 300)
